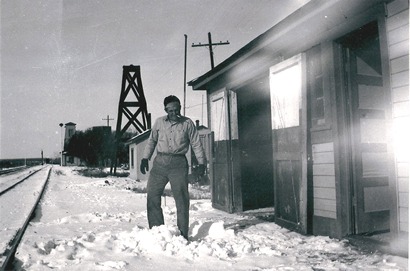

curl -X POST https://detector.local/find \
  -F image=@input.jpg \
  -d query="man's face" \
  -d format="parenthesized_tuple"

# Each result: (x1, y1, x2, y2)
(165, 101, 181, 121)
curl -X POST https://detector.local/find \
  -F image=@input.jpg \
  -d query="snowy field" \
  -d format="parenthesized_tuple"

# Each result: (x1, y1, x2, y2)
(14, 166, 408, 270)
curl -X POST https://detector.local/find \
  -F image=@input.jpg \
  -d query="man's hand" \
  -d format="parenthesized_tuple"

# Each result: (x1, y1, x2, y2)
(140, 159, 149, 174)
(197, 164, 206, 176)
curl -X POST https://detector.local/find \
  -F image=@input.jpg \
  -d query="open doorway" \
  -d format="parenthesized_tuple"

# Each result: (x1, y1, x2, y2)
(237, 78, 274, 211)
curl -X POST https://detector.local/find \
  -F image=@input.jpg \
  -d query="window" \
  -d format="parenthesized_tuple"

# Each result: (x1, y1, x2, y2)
(307, 45, 325, 127)
(211, 92, 227, 141)
(210, 90, 238, 141)
(130, 148, 134, 169)
(269, 55, 302, 129)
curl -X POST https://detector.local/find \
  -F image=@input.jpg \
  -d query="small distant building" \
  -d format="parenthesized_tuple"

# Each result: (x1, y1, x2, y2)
(64, 122, 77, 143)
(62, 122, 84, 166)
(126, 120, 212, 181)
(126, 129, 153, 180)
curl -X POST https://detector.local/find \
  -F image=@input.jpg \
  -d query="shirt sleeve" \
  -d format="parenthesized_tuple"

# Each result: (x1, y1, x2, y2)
(187, 119, 206, 165)
(143, 120, 159, 160)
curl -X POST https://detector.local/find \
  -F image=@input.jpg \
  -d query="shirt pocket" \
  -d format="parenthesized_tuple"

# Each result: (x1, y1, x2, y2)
(157, 128, 168, 144)
(174, 127, 187, 145)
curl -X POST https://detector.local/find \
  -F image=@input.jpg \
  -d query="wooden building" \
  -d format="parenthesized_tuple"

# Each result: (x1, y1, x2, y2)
(127, 129, 153, 180)
(188, 0, 408, 252)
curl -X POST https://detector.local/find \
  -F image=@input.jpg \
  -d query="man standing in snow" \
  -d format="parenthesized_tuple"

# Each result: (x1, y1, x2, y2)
(140, 95, 206, 240)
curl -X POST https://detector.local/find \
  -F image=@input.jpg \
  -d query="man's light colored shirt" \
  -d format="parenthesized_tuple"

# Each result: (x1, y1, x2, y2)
(143, 115, 206, 164)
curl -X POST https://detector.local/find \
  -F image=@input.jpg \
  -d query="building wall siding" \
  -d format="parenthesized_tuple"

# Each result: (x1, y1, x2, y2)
(128, 140, 156, 181)
(387, 0, 409, 233)
(128, 145, 137, 180)
(312, 142, 337, 219)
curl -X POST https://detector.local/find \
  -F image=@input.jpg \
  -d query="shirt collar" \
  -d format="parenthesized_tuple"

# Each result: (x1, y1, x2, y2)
(165, 115, 184, 123)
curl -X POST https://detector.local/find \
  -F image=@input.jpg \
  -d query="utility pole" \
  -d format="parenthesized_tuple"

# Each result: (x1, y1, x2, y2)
(192, 32, 229, 69)
(59, 123, 64, 166)
(183, 34, 187, 116)
(102, 115, 114, 127)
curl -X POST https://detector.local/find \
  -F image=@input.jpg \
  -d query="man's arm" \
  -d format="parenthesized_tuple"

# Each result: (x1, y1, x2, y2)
(187, 119, 206, 165)
(140, 120, 159, 174)
(143, 120, 159, 160)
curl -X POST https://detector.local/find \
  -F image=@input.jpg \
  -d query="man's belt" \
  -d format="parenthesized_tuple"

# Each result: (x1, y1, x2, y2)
(157, 152, 186, 157)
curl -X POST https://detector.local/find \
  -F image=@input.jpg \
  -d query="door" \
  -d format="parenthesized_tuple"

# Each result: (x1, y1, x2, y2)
(210, 89, 237, 212)
(343, 21, 391, 234)
(269, 54, 309, 233)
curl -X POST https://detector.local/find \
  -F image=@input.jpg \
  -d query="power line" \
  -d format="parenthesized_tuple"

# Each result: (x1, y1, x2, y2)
(185, 102, 205, 109)
(192, 32, 229, 69)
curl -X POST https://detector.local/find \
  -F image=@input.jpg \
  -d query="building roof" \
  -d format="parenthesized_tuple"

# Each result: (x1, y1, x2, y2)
(125, 129, 151, 146)
(65, 122, 76, 126)
(188, 0, 389, 90)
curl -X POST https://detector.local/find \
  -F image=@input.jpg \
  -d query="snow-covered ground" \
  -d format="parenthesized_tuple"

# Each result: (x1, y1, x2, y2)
(14, 166, 408, 270)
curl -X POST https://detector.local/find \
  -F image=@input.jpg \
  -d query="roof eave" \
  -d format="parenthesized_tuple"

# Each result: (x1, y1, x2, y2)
(125, 129, 151, 146)
(188, 0, 390, 90)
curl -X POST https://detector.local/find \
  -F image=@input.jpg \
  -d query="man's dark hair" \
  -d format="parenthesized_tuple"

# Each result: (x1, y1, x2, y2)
(164, 95, 181, 107)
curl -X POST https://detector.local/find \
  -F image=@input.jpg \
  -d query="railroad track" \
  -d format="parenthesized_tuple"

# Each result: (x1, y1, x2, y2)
(0, 165, 52, 270)
(0, 166, 27, 176)
(0, 166, 45, 196)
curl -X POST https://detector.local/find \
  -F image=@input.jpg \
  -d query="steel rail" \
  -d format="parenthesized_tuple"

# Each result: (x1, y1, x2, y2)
(0, 166, 52, 271)
(0, 166, 27, 175)
(0, 167, 45, 196)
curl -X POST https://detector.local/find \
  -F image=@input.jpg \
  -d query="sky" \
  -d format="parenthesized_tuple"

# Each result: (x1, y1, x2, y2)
(1, 165, 407, 270)
(0, 0, 310, 159)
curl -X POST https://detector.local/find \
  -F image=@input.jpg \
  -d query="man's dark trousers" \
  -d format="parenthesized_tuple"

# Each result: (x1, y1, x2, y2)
(147, 153, 189, 239)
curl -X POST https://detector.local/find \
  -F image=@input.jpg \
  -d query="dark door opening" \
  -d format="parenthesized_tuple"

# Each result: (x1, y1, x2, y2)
(237, 78, 274, 211)
(340, 21, 391, 234)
